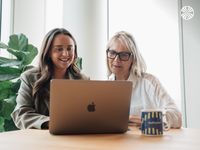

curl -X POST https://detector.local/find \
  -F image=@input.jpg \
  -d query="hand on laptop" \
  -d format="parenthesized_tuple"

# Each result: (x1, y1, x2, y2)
(129, 115, 141, 127)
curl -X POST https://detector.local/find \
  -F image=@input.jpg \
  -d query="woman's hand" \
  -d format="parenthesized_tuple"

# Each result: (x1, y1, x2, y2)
(129, 115, 141, 127)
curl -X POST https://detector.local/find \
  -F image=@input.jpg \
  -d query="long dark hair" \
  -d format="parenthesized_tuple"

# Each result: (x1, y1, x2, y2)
(33, 28, 82, 98)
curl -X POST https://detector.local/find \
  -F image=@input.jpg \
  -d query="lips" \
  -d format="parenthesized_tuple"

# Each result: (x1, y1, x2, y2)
(112, 64, 122, 68)
(58, 58, 70, 63)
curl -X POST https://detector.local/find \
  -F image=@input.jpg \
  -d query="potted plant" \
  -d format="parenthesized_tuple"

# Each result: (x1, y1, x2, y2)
(0, 33, 38, 132)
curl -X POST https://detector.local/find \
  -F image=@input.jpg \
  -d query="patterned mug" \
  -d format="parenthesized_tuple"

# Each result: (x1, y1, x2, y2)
(141, 109, 170, 136)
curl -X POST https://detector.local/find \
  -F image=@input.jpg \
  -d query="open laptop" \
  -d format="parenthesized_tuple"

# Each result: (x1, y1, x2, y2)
(49, 79, 132, 135)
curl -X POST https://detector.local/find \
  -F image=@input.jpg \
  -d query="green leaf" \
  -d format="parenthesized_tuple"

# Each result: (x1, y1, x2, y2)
(21, 44, 38, 65)
(0, 66, 21, 74)
(8, 34, 28, 52)
(0, 81, 12, 100)
(0, 57, 22, 67)
(0, 33, 38, 131)
(7, 47, 27, 61)
(6, 34, 38, 65)
(6, 34, 28, 61)
(76, 57, 82, 70)
(0, 89, 10, 101)
(0, 117, 5, 132)
(0, 96, 16, 120)
(0, 81, 12, 91)
(0, 74, 20, 81)
(0, 81, 12, 98)
(4, 119, 18, 131)
(0, 67, 21, 81)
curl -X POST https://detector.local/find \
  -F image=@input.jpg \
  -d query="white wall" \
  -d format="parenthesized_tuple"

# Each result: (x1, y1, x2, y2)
(109, 0, 181, 110)
(1, 0, 13, 43)
(180, 0, 200, 128)
(45, 0, 63, 33)
(13, 0, 46, 65)
(62, 0, 108, 79)
(12, 0, 64, 66)
(0, 0, 13, 57)
(13, 0, 46, 48)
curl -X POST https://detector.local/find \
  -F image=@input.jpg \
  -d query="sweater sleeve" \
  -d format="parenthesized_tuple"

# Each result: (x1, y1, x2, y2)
(11, 71, 49, 129)
(144, 74, 182, 128)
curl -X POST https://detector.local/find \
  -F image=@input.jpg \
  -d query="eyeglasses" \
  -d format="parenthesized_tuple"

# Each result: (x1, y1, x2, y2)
(106, 49, 132, 61)
(52, 46, 74, 54)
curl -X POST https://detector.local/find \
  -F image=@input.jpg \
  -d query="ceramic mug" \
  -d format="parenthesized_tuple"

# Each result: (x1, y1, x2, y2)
(141, 109, 170, 136)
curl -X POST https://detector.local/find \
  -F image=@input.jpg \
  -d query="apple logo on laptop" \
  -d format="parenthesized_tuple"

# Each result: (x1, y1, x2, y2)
(87, 102, 95, 112)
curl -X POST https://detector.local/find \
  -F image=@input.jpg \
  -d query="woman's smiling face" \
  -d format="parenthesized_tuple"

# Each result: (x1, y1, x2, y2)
(49, 34, 75, 72)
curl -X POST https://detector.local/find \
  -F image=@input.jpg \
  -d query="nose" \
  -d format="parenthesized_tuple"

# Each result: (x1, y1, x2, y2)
(113, 54, 120, 62)
(61, 49, 69, 56)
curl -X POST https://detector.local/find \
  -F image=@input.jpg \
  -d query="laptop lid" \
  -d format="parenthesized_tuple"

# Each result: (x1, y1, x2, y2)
(49, 79, 132, 135)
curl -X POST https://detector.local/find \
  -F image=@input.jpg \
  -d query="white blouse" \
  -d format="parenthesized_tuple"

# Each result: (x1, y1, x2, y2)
(109, 73, 182, 128)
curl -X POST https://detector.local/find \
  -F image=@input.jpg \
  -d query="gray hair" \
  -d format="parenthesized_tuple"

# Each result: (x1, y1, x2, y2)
(106, 31, 146, 77)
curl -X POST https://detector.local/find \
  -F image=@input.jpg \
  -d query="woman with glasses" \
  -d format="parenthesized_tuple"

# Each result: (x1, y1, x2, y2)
(106, 31, 182, 128)
(11, 28, 89, 129)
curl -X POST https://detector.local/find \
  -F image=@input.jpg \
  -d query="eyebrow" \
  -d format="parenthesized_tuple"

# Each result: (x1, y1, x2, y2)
(53, 45, 74, 47)
(109, 50, 131, 54)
